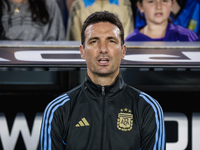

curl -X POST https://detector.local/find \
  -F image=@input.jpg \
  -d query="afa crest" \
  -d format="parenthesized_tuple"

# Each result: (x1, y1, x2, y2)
(117, 108, 133, 131)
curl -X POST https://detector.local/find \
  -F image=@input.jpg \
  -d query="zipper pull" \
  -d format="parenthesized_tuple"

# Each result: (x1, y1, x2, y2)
(102, 86, 105, 96)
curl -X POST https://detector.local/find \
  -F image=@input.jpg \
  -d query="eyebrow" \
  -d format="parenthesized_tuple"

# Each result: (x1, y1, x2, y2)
(88, 37, 99, 42)
(87, 36, 120, 45)
(88, 36, 118, 41)
(107, 36, 118, 41)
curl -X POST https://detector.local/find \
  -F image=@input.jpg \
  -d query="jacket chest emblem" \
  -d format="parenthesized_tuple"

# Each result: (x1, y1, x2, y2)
(117, 108, 133, 131)
(75, 118, 90, 127)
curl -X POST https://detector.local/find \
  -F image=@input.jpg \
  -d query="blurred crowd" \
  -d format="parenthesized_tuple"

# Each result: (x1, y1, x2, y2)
(0, 0, 199, 41)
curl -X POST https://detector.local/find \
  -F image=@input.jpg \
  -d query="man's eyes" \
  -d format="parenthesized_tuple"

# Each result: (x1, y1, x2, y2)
(89, 40, 97, 44)
(109, 40, 117, 43)
(89, 40, 116, 44)
(147, 0, 169, 3)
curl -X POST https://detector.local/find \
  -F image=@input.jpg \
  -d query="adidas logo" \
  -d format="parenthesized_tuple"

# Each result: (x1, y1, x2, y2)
(75, 118, 90, 127)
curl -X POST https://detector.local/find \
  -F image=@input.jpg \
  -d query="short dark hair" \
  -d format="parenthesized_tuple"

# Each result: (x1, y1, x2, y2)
(81, 11, 124, 47)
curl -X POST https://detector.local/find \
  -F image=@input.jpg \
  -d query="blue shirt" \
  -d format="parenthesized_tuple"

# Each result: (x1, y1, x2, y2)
(125, 23, 198, 42)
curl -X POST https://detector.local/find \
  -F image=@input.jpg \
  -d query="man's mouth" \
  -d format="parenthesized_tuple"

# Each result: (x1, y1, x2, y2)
(98, 58, 110, 65)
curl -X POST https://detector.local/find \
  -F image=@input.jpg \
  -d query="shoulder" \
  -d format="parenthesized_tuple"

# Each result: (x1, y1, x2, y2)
(66, 84, 83, 99)
(69, 0, 85, 14)
(168, 23, 198, 41)
(43, 84, 82, 115)
(43, 93, 70, 117)
(138, 92, 164, 125)
(125, 85, 141, 96)
(139, 92, 163, 112)
(119, 0, 132, 6)
(125, 85, 164, 114)
(72, 0, 91, 8)
(125, 28, 152, 41)
(45, 0, 62, 15)
(125, 29, 143, 41)
(45, 0, 58, 8)
(124, 85, 143, 102)
(126, 84, 163, 112)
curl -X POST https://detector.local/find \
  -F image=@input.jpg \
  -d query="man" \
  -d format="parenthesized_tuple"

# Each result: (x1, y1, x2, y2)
(39, 11, 165, 150)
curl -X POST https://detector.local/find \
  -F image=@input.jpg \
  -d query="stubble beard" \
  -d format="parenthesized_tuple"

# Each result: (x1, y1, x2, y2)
(89, 63, 119, 78)
(87, 55, 120, 79)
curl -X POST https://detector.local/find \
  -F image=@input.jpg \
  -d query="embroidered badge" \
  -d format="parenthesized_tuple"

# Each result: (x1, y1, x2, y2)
(117, 108, 133, 131)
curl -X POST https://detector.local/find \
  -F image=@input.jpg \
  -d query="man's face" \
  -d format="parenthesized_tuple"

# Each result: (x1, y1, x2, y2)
(80, 22, 126, 78)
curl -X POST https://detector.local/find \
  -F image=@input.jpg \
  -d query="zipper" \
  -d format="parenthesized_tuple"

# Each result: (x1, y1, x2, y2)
(102, 86, 105, 96)
(101, 86, 105, 150)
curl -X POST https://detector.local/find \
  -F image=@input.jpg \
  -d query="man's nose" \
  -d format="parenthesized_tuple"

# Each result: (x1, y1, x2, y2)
(155, 1, 162, 10)
(100, 43, 108, 53)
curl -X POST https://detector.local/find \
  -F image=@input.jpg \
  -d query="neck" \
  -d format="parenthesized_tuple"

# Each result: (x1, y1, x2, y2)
(88, 71, 119, 86)
(141, 21, 168, 39)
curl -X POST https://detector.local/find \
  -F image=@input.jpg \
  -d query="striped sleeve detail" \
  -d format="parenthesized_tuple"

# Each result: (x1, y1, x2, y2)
(139, 92, 165, 150)
(40, 93, 70, 150)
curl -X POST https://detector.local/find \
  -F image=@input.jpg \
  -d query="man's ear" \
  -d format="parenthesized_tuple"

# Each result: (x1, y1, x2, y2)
(121, 44, 127, 59)
(137, 2, 144, 13)
(80, 44, 86, 60)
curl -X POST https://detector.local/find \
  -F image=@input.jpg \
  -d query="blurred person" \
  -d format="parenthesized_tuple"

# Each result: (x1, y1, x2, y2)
(126, 0, 198, 41)
(55, 0, 75, 33)
(66, 0, 75, 12)
(66, 0, 134, 41)
(0, 0, 65, 40)
(172, 0, 200, 38)
(56, 0, 69, 32)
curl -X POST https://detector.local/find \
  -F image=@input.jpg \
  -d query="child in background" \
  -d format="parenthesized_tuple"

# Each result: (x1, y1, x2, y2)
(126, 0, 198, 42)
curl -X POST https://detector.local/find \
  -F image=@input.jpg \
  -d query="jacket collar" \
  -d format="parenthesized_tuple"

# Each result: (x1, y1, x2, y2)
(83, 74, 126, 99)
